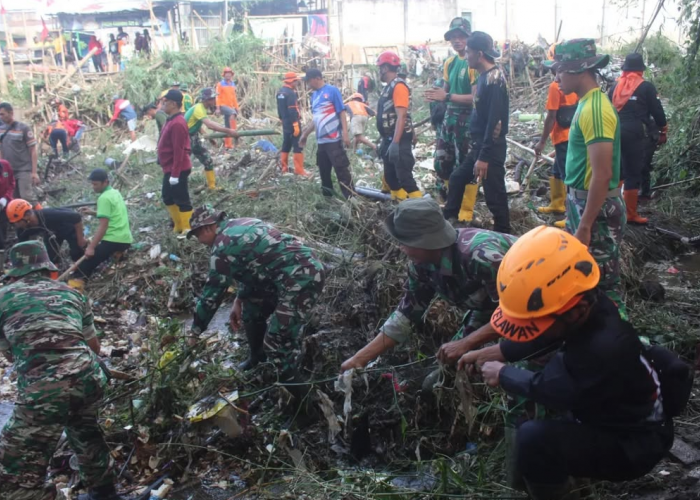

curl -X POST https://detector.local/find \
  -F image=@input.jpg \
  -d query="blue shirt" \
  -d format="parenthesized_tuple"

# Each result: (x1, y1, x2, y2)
(120, 105, 137, 121)
(311, 84, 344, 144)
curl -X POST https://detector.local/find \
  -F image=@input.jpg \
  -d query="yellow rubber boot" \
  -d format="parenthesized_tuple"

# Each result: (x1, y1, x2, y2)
(538, 177, 566, 214)
(395, 189, 408, 201)
(458, 184, 479, 222)
(406, 190, 422, 198)
(205, 170, 216, 190)
(280, 152, 289, 173)
(381, 175, 391, 194)
(179, 210, 193, 233)
(166, 205, 181, 233)
(553, 219, 567, 228)
(67, 278, 85, 293)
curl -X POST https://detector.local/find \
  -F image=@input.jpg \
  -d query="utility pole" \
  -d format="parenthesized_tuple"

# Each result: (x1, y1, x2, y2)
(641, 0, 646, 38)
(600, 0, 606, 46)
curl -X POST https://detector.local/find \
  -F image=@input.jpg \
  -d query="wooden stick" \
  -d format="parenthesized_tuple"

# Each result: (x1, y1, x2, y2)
(58, 256, 87, 281)
(651, 176, 700, 191)
(192, 10, 214, 41)
(2, 13, 16, 82)
(506, 137, 555, 164)
(167, 11, 177, 51)
(53, 48, 99, 89)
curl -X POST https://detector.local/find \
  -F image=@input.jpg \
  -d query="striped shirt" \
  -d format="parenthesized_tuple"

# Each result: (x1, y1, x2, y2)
(565, 87, 621, 190)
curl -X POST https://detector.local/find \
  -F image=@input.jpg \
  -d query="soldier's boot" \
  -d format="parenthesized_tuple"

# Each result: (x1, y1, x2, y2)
(553, 219, 567, 229)
(293, 153, 310, 176)
(406, 190, 422, 198)
(80, 483, 127, 500)
(205, 170, 217, 190)
(280, 152, 290, 173)
(538, 177, 566, 214)
(165, 205, 181, 233)
(68, 278, 86, 293)
(238, 322, 267, 371)
(223, 137, 234, 149)
(179, 210, 193, 233)
(380, 174, 391, 194)
(524, 478, 580, 500)
(458, 184, 479, 222)
(624, 189, 648, 224)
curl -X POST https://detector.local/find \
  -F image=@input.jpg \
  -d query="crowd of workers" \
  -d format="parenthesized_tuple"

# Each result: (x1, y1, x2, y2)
(0, 15, 687, 500)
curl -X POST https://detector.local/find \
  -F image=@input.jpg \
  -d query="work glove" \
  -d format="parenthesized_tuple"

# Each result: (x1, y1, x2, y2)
(387, 141, 400, 166)
(0, 198, 6, 209)
(658, 125, 668, 146)
(169, 176, 179, 186)
(293, 122, 301, 138)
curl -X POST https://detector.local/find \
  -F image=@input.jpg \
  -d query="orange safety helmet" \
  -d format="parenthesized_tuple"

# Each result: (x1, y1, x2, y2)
(6, 199, 33, 223)
(490, 226, 600, 342)
(222, 66, 234, 76)
(283, 72, 299, 83)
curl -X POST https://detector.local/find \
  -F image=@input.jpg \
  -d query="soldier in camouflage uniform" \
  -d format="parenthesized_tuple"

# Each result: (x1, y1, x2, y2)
(186, 206, 325, 390)
(549, 39, 627, 318)
(0, 241, 122, 500)
(425, 18, 477, 200)
(340, 198, 517, 372)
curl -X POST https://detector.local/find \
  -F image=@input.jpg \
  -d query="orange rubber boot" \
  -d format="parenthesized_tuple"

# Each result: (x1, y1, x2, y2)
(624, 189, 648, 224)
(224, 137, 234, 149)
(293, 153, 309, 176)
(280, 152, 289, 173)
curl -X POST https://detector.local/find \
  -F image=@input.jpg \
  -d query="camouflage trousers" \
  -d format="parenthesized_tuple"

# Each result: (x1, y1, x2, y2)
(0, 371, 114, 499)
(434, 106, 471, 192)
(565, 192, 628, 318)
(190, 134, 214, 172)
(242, 262, 325, 372)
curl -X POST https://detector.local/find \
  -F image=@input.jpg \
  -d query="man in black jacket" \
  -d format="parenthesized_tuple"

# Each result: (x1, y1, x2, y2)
(276, 72, 309, 176)
(442, 31, 510, 234)
(459, 226, 673, 500)
(13, 201, 87, 266)
(609, 53, 667, 223)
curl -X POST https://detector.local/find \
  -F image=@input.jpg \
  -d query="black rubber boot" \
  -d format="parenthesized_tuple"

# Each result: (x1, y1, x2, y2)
(238, 322, 267, 371)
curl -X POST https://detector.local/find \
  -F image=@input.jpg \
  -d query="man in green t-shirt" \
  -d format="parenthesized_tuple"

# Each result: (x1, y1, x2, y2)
(184, 87, 238, 190)
(68, 168, 133, 292)
(144, 102, 167, 136)
(425, 17, 477, 202)
(550, 39, 627, 318)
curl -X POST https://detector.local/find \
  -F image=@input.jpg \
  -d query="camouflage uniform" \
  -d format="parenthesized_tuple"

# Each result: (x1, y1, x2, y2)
(434, 57, 477, 194)
(190, 135, 215, 172)
(191, 214, 325, 372)
(565, 196, 627, 317)
(381, 228, 517, 343)
(0, 241, 113, 500)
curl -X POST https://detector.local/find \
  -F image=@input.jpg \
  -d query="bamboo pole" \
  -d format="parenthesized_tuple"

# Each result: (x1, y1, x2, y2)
(190, 14, 198, 50)
(147, 0, 164, 55)
(2, 13, 16, 82)
(167, 10, 177, 51)
(53, 47, 98, 89)
(506, 137, 555, 165)
(192, 10, 214, 42)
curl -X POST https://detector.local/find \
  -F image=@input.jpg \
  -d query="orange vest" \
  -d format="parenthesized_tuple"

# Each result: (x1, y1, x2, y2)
(216, 80, 239, 109)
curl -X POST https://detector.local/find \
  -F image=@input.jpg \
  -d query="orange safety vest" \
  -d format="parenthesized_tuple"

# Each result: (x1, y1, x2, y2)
(347, 100, 369, 117)
(216, 79, 239, 110)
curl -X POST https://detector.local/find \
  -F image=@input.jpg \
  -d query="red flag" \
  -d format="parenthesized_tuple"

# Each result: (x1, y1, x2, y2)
(41, 18, 49, 41)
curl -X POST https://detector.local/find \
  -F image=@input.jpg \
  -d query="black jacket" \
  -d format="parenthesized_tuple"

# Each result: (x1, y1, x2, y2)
(470, 66, 509, 163)
(276, 85, 300, 133)
(500, 291, 660, 426)
(608, 80, 667, 138)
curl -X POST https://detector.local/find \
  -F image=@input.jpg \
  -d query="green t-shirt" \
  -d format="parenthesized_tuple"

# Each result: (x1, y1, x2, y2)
(96, 186, 133, 244)
(565, 87, 621, 190)
(444, 55, 477, 106)
(185, 102, 208, 135)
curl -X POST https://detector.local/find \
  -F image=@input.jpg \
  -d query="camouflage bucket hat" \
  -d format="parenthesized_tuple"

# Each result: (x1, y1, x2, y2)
(384, 198, 458, 250)
(547, 38, 610, 74)
(187, 205, 227, 239)
(444, 17, 472, 41)
(199, 87, 218, 101)
(6, 240, 59, 278)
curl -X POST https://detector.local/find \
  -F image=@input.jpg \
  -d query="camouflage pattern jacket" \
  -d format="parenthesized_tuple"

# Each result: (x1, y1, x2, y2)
(193, 218, 324, 332)
(0, 275, 103, 401)
(382, 228, 517, 343)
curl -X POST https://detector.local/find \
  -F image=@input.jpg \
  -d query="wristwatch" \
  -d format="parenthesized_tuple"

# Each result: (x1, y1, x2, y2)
(445, 93, 452, 103)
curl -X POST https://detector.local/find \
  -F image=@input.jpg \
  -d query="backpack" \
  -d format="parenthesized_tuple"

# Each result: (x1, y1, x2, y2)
(556, 104, 577, 129)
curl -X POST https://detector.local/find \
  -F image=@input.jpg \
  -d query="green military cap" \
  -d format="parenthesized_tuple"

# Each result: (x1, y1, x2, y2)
(179, 83, 189, 91)
(384, 198, 457, 250)
(545, 38, 610, 74)
(7, 240, 59, 278)
(444, 17, 472, 41)
(187, 205, 227, 239)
